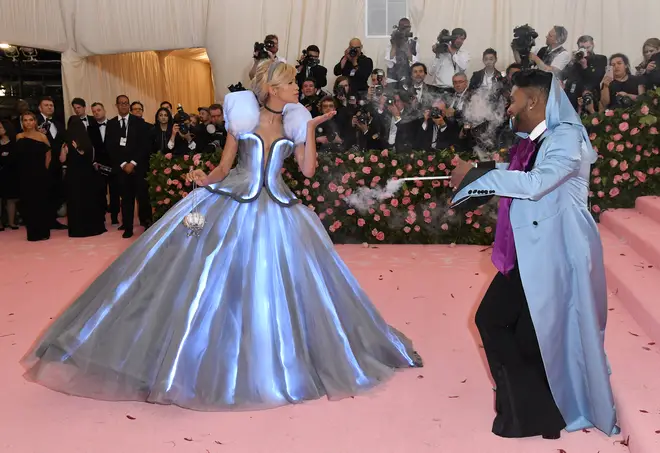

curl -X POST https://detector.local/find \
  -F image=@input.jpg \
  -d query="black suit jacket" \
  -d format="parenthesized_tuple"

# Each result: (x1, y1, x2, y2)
(375, 108, 421, 152)
(106, 114, 149, 175)
(297, 64, 328, 89)
(469, 69, 505, 91)
(36, 113, 66, 172)
(88, 119, 112, 166)
(333, 54, 373, 95)
(419, 118, 460, 151)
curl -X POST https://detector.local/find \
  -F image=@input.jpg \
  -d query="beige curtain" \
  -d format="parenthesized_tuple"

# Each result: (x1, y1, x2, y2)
(60, 50, 214, 121)
(1, 0, 659, 106)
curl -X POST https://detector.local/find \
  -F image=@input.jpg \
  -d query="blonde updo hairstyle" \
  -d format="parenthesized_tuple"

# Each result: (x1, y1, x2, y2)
(251, 59, 297, 106)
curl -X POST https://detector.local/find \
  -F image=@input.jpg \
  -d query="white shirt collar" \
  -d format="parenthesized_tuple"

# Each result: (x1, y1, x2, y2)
(119, 114, 129, 121)
(530, 120, 547, 141)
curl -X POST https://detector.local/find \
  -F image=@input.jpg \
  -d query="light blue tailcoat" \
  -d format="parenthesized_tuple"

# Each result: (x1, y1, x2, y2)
(453, 79, 619, 436)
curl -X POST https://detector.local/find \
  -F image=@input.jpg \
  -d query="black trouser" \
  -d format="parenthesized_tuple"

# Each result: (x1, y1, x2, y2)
(475, 266, 566, 438)
(118, 171, 151, 232)
(106, 173, 121, 219)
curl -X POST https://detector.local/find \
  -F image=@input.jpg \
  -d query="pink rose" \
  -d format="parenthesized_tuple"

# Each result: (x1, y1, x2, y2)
(609, 159, 618, 167)
(405, 164, 413, 171)
(381, 149, 389, 157)
(641, 105, 650, 115)
(323, 166, 329, 172)
(591, 118, 600, 126)
(451, 155, 460, 167)
(404, 226, 411, 233)
(418, 170, 427, 176)
(424, 193, 431, 199)
(631, 128, 640, 136)
(441, 223, 449, 231)
(648, 168, 655, 174)
(319, 213, 326, 220)
(619, 122, 629, 132)
(335, 158, 344, 165)
(635, 155, 642, 162)
(609, 187, 620, 197)
(607, 142, 615, 152)
(183, 155, 190, 161)
(427, 155, 434, 162)
(423, 210, 431, 218)
(157, 200, 163, 205)
(164, 167, 172, 175)
(302, 188, 309, 196)
(612, 133, 623, 141)
(304, 179, 311, 186)
(402, 197, 411, 205)
(374, 214, 381, 221)
(348, 153, 355, 161)
(447, 209, 455, 216)
(391, 160, 398, 166)
(651, 127, 659, 135)
(411, 187, 419, 195)
(598, 191, 605, 198)
(362, 167, 372, 174)
(438, 163, 447, 171)
(155, 186, 162, 192)
(626, 141, 633, 149)
(376, 232, 385, 241)
(605, 110, 614, 117)
(370, 155, 378, 163)
(622, 173, 630, 181)
(163, 198, 171, 205)
(473, 222, 480, 229)
(383, 209, 391, 217)
(164, 153, 173, 160)
(328, 182, 337, 192)
(485, 227, 493, 234)
(622, 113, 630, 120)
(357, 218, 365, 227)
(592, 205, 601, 213)
(592, 168, 600, 176)
(417, 160, 424, 167)
(395, 169, 403, 176)
(619, 161, 628, 171)
(466, 218, 472, 225)
(593, 177, 602, 184)
(317, 195, 325, 202)
(326, 208, 333, 215)
(589, 133, 597, 141)
(474, 209, 482, 216)
(429, 202, 437, 209)
(465, 211, 473, 218)
(636, 172, 647, 183)
(414, 225, 421, 232)
(613, 175, 622, 184)
(312, 181, 320, 189)
(605, 125, 612, 132)
(390, 199, 399, 207)
(172, 164, 182, 171)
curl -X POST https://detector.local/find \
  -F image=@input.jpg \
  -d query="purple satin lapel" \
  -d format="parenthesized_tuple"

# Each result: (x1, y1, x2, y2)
(491, 138, 537, 275)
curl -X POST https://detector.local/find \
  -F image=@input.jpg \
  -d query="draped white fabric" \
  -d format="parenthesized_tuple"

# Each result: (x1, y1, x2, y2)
(1, 0, 658, 111)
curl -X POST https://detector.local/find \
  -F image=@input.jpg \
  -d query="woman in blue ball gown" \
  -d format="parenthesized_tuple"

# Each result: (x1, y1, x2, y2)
(21, 60, 422, 411)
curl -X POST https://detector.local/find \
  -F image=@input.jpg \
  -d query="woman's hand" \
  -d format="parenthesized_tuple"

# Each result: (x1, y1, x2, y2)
(647, 61, 657, 72)
(308, 111, 337, 128)
(187, 169, 209, 186)
(171, 123, 180, 138)
(60, 144, 68, 163)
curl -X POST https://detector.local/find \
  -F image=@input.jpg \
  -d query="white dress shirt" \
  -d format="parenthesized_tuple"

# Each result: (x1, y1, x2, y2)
(530, 120, 548, 141)
(40, 113, 58, 138)
(97, 120, 107, 142)
(117, 114, 137, 169)
(80, 115, 89, 129)
(384, 41, 421, 83)
(426, 49, 470, 88)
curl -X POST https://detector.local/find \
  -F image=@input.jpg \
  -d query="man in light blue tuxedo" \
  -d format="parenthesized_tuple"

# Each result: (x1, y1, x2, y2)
(450, 70, 619, 439)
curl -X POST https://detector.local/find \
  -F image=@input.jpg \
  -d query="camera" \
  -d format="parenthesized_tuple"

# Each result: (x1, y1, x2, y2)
(348, 47, 360, 58)
(374, 85, 384, 97)
(511, 24, 539, 68)
(615, 94, 634, 108)
(301, 95, 319, 110)
(300, 50, 320, 67)
(254, 39, 276, 60)
(575, 47, 589, 60)
(354, 106, 370, 125)
(582, 91, 594, 106)
(434, 29, 453, 57)
(431, 107, 443, 119)
(174, 104, 190, 135)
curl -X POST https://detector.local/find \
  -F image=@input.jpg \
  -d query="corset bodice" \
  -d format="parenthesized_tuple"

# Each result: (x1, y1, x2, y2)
(204, 133, 300, 206)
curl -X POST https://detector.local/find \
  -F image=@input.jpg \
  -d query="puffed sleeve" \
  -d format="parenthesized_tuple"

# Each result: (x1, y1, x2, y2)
(283, 102, 312, 145)
(223, 91, 260, 138)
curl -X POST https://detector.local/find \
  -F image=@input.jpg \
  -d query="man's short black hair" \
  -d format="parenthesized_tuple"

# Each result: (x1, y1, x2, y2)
(71, 97, 86, 108)
(452, 28, 467, 38)
(512, 69, 553, 99)
(411, 62, 428, 74)
(209, 103, 223, 112)
(506, 63, 523, 75)
(91, 102, 104, 109)
(306, 45, 320, 54)
(303, 77, 318, 88)
(116, 95, 129, 104)
(483, 48, 497, 58)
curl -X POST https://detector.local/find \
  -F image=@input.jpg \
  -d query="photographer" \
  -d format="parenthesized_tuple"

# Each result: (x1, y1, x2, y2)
(600, 54, 645, 110)
(300, 78, 322, 117)
(249, 34, 286, 80)
(562, 35, 607, 109)
(385, 18, 419, 88)
(639, 38, 660, 91)
(203, 103, 227, 151)
(351, 105, 386, 151)
(577, 89, 597, 117)
(168, 108, 197, 156)
(427, 28, 470, 91)
(420, 98, 460, 151)
(367, 69, 389, 102)
(469, 48, 504, 91)
(333, 38, 373, 96)
(315, 96, 344, 152)
(296, 45, 327, 90)
(522, 26, 570, 77)
(374, 91, 418, 152)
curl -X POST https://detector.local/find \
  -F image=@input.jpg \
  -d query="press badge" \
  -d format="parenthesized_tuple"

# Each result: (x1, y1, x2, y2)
(120, 137, 127, 147)
(350, 69, 356, 76)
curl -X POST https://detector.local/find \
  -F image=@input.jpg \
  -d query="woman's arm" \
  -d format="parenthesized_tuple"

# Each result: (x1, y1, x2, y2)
(202, 133, 238, 184)
(294, 111, 336, 178)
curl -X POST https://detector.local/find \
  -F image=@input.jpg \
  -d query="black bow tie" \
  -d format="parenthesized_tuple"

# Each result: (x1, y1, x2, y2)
(98, 122, 106, 127)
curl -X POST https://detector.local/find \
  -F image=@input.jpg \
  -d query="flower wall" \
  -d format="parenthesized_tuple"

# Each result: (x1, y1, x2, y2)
(147, 89, 660, 244)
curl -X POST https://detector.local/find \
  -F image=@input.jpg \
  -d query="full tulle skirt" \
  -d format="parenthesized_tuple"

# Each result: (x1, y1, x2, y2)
(21, 188, 422, 411)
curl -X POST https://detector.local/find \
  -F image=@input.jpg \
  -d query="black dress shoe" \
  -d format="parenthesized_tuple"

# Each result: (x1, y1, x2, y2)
(8, 225, 19, 230)
(118, 224, 126, 231)
(542, 432, 561, 440)
(122, 230, 134, 239)
(51, 222, 67, 230)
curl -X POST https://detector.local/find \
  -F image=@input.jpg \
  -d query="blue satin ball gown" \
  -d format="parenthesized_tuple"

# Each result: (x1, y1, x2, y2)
(21, 91, 422, 411)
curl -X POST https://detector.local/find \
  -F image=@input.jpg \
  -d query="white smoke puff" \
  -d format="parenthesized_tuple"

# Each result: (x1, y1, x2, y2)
(462, 87, 507, 161)
(345, 178, 406, 213)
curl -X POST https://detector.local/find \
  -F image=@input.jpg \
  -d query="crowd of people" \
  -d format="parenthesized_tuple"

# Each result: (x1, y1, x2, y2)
(0, 22, 658, 242)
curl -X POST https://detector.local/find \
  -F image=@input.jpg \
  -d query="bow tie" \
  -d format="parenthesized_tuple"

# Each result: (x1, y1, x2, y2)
(98, 122, 106, 127)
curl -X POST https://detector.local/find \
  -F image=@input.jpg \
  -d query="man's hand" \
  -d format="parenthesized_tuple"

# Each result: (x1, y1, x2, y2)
(450, 157, 473, 189)
(387, 103, 401, 118)
(123, 163, 135, 174)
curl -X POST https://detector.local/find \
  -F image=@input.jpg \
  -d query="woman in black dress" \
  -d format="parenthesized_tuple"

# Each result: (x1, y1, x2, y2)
(0, 120, 20, 230)
(16, 112, 52, 242)
(60, 116, 107, 237)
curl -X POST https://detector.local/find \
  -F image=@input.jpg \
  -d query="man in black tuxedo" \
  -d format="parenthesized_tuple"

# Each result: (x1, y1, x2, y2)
(106, 95, 151, 238)
(409, 62, 441, 108)
(419, 98, 461, 151)
(296, 45, 328, 90)
(374, 90, 420, 152)
(334, 38, 373, 96)
(36, 96, 67, 230)
(88, 102, 121, 225)
(469, 49, 505, 91)
(561, 36, 608, 109)
(70, 98, 95, 130)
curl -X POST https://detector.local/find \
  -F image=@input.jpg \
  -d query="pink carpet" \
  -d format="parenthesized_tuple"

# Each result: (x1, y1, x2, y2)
(3, 200, 660, 452)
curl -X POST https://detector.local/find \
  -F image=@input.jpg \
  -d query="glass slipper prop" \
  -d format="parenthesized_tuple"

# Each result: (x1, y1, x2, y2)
(183, 180, 206, 237)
